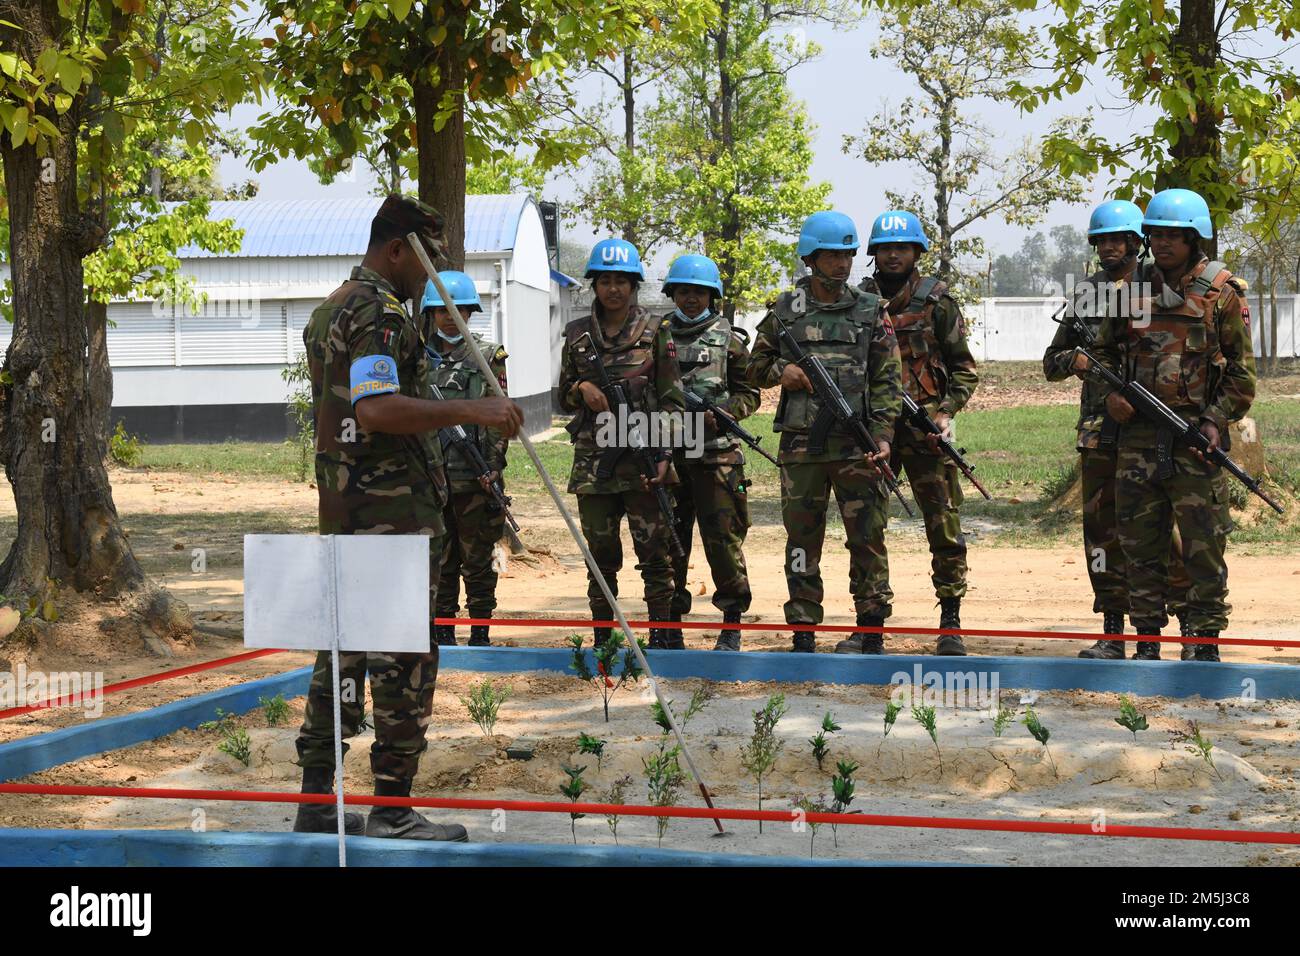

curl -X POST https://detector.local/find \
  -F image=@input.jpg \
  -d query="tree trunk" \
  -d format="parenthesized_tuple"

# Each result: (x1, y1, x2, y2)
(87, 298, 113, 457)
(0, 3, 191, 647)
(716, 0, 740, 321)
(934, 96, 954, 283)
(414, 15, 467, 269)
(620, 46, 638, 247)
(1169, 0, 1220, 258)
(1268, 274, 1279, 375)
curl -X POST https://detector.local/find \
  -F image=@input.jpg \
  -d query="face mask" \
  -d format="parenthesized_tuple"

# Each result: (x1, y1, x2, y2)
(811, 264, 848, 295)
(672, 307, 712, 325)
(436, 328, 463, 345)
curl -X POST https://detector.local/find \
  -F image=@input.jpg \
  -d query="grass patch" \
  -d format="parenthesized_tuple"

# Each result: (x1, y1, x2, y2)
(133, 441, 302, 479)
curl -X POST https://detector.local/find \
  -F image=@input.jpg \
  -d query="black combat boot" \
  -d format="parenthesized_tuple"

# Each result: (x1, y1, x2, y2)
(468, 624, 491, 647)
(365, 778, 469, 842)
(791, 630, 817, 653)
(1131, 625, 1162, 660)
(432, 623, 457, 647)
(1177, 613, 1197, 660)
(292, 766, 364, 835)
(1079, 611, 1126, 659)
(592, 627, 613, 650)
(836, 615, 885, 655)
(936, 597, 967, 656)
(1191, 629, 1221, 662)
(714, 609, 742, 652)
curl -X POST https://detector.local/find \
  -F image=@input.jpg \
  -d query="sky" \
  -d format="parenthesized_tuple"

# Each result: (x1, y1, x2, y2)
(217, 9, 1297, 278)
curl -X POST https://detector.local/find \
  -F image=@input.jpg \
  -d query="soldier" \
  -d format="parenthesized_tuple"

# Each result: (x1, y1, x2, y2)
(1043, 200, 1192, 659)
(1095, 188, 1256, 662)
(661, 254, 760, 651)
(558, 238, 685, 650)
(421, 272, 510, 648)
(860, 211, 978, 655)
(749, 211, 903, 653)
(293, 195, 523, 841)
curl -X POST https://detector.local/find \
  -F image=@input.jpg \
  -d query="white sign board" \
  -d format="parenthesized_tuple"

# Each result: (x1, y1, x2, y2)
(243, 535, 430, 653)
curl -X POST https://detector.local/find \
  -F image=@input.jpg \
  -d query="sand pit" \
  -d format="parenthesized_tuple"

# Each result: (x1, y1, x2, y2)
(7, 670, 1299, 866)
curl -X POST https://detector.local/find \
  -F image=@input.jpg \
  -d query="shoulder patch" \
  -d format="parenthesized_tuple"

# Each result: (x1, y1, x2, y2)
(666, 338, 678, 360)
(880, 312, 895, 337)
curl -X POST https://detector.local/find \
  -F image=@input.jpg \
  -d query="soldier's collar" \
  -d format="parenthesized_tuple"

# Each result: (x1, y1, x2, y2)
(591, 305, 650, 347)
(796, 275, 856, 311)
(350, 265, 404, 299)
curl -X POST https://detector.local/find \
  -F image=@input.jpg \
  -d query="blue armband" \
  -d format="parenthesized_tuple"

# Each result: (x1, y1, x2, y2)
(350, 354, 400, 404)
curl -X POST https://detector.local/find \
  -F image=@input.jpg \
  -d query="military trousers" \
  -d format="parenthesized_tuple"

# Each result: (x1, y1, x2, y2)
(577, 489, 676, 621)
(890, 437, 967, 600)
(669, 459, 752, 617)
(437, 488, 506, 619)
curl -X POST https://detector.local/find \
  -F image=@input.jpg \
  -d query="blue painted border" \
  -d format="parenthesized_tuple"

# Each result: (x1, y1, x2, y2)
(0, 667, 312, 783)
(2, 648, 1294, 785)
(0, 828, 943, 867)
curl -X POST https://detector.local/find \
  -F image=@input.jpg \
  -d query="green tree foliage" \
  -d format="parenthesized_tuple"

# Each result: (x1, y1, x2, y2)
(989, 225, 1096, 296)
(847, 0, 1090, 295)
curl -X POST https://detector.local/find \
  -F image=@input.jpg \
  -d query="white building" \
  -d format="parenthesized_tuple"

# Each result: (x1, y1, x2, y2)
(0, 194, 574, 441)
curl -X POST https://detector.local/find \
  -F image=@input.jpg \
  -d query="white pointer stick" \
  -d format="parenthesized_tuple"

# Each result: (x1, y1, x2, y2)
(408, 234, 724, 832)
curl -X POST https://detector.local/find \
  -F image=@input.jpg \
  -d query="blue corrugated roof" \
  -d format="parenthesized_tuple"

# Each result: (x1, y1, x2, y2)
(550, 268, 579, 288)
(176, 194, 536, 258)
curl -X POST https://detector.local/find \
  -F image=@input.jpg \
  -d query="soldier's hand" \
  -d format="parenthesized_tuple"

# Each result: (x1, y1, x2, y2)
(864, 440, 891, 477)
(478, 471, 500, 492)
(1105, 392, 1135, 424)
(579, 381, 609, 414)
(702, 410, 718, 434)
(1071, 352, 1091, 378)
(472, 398, 524, 437)
(780, 364, 813, 392)
(642, 458, 670, 490)
(1189, 422, 1221, 466)
(925, 413, 952, 452)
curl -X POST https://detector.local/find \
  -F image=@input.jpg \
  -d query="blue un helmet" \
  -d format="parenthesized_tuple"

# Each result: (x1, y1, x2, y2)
(796, 211, 860, 257)
(1087, 200, 1145, 241)
(585, 237, 646, 281)
(1142, 188, 1214, 240)
(866, 210, 930, 255)
(420, 271, 482, 313)
(662, 254, 724, 298)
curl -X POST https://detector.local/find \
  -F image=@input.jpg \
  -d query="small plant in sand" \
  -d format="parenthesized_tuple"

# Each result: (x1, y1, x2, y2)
(459, 679, 511, 736)
(992, 695, 1017, 738)
(217, 726, 251, 766)
(1170, 720, 1223, 781)
(911, 700, 942, 774)
(559, 764, 588, 844)
(650, 685, 711, 734)
(830, 760, 858, 848)
(739, 693, 788, 833)
(577, 733, 607, 772)
(642, 737, 686, 847)
(199, 708, 235, 735)
(603, 774, 633, 845)
(1114, 695, 1149, 742)
(794, 795, 828, 859)
(1022, 706, 1058, 778)
(809, 711, 841, 770)
(880, 696, 904, 755)
(260, 693, 290, 726)
(569, 632, 643, 723)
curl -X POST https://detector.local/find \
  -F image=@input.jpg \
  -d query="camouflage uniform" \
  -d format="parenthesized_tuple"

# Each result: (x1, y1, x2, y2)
(861, 271, 977, 601)
(749, 278, 903, 629)
(667, 312, 760, 619)
(1096, 257, 1257, 635)
(429, 334, 510, 624)
(295, 265, 446, 784)
(1043, 267, 1190, 620)
(558, 307, 685, 625)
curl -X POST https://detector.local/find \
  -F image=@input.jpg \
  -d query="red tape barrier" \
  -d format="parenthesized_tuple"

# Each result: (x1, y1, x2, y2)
(2, 783, 1297, 845)
(0, 648, 284, 721)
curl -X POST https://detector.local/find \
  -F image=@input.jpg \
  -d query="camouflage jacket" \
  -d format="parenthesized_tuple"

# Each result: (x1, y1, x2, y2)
(667, 310, 761, 466)
(428, 333, 509, 492)
(1043, 265, 1133, 450)
(305, 265, 446, 535)
(749, 277, 903, 463)
(1096, 257, 1256, 447)
(558, 305, 685, 493)
(861, 270, 978, 419)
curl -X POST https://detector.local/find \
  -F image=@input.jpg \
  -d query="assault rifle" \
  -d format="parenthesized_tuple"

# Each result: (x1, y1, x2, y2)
(900, 391, 991, 499)
(683, 390, 779, 466)
(771, 314, 914, 517)
(429, 382, 521, 534)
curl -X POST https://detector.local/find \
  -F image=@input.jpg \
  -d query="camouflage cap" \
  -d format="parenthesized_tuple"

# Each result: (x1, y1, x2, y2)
(374, 193, 447, 263)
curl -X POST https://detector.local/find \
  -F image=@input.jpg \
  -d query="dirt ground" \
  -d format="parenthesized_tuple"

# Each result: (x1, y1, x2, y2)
(4, 672, 1298, 865)
(2, 461, 1298, 864)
